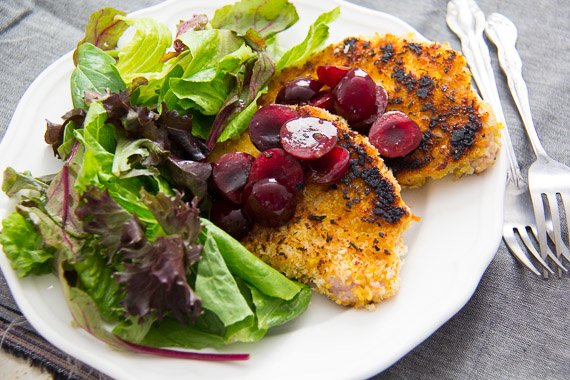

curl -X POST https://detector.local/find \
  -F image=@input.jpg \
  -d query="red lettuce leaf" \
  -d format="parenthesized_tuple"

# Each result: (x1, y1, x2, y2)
(73, 7, 128, 64)
(76, 187, 203, 323)
(116, 235, 202, 323)
(45, 108, 86, 157)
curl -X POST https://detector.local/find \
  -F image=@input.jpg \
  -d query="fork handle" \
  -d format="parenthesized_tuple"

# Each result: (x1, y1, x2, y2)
(446, 0, 523, 184)
(484, 13, 548, 160)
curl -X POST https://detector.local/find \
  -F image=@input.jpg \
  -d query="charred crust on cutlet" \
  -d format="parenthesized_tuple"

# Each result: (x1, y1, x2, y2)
(405, 42, 423, 55)
(450, 100, 482, 160)
(343, 37, 358, 53)
(380, 43, 394, 62)
(337, 131, 408, 224)
(308, 214, 326, 222)
(391, 66, 416, 91)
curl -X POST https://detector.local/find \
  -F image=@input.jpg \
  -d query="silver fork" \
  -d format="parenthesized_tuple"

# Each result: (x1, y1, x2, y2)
(485, 13, 570, 275)
(446, 0, 564, 275)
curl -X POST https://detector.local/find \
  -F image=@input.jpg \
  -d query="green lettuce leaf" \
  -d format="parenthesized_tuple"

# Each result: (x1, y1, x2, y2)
(2, 167, 49, 198)
(115, 16, 172, 83)
(275, 6, 340, 71)
(249, 284, 310, 330)
(0, 211, 54, 277)
(72, 242, 123, 320)
(195, 230, 253, 327)
(211, 0, 298, 40)
(140, 317, 227, 349)
(200, 218, 303, 300)
(71, 43, 126, 109)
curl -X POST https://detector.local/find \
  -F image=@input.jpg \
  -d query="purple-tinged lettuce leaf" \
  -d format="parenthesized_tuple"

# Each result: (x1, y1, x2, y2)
(211, 0, 298, 40)
(75, 188, 145, 259)
(206, 53, 274, 149)
(140, 191, 201, 241)
(160, 109, 209, 162)
(76, 188, 202, 323)
(163, 157, 211, 199)
(116, 235, 202, 323)
(45, 108, 86, 157)
(73, 7, 128, 64)
(174, 14, 209, 53)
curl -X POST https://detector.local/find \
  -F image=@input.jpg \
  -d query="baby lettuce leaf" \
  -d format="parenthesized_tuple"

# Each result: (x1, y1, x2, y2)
(114, 16, 172, 83)
(71, 43, 126, 109)
(195, 230, 253, 327)
(72, 242, 123, 320)
(200, 219, 303, 300)
(2, 167, 49, 198)
(140, 317, 227, 349)
(275, 6, 340, 71)
(211, 0, 298, 40)
(248, 284, 310, 330)
(0, 211, 54, 277)
(73, 7, 128, 64)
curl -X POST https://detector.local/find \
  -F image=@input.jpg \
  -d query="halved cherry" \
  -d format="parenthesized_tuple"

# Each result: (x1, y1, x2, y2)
(243, 178, 297, 227)
(369, 111, 423, 158)
(332, 68, 377, 123)
(306, 146, 350, 184)
(275, 78, 323, 105)
(248, 148, 304, 193)
(309, 91, 334, 111)
(212, 152, 255, 204)
(317, 65, 351, 88)
(249, 105, 299, 151)
(280, 117, 338, 160)
(350, 85, 389, 133)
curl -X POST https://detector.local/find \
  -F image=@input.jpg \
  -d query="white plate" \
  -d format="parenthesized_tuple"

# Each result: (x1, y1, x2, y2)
(0, 0, 506, 379)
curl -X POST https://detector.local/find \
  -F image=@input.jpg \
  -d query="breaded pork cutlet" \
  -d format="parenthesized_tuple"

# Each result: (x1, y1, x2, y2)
(212, 106, 416, 307)
(261, 34, 502, 188)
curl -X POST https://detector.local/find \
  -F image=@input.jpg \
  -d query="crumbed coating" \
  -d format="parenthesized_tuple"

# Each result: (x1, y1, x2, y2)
(260, 34, 502, 188)
(212, 106, 416, 307)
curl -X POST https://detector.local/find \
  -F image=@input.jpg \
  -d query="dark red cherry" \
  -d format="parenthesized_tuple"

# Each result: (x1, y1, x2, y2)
(332, 68, 377, 123)
(309, 91, 334, 111)
(243, 178, 296, 227)
(350, 85, 389, 133)
(280, 117, 338, 160)
(275, 78, 323, 105)
(306, 146, 350, 184)
(249, 105, 299, 151)
(212, 152, 255, 204)
(369, 111, 423, 158)
(210, 200, 253, 240)
(248, 148, 304, 193)
(316, 65, 350, 88)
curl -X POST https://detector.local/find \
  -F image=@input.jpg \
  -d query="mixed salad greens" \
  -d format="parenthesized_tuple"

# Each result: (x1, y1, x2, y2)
(0, 0, 339, 359)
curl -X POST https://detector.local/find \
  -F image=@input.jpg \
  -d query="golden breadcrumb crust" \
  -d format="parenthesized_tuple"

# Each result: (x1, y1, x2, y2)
(261, 34, 502, 188)
(212, 106, 416, 307)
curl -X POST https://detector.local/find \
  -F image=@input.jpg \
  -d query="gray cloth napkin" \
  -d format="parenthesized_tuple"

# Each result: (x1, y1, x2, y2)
(0, 0, 569, 379)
